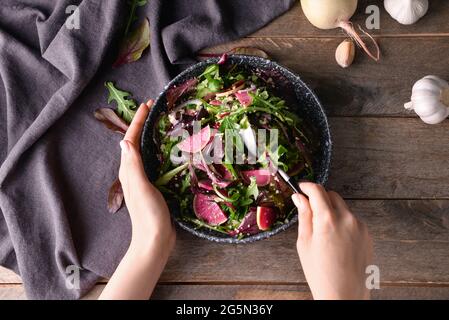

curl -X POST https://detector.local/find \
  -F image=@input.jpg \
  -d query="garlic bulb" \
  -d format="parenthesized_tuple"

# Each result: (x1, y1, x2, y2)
(384, 0, 429, 25)
(405, 76, 449, 125)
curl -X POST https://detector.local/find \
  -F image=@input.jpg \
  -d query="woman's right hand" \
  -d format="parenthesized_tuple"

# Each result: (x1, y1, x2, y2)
(292, 182, 373, 300)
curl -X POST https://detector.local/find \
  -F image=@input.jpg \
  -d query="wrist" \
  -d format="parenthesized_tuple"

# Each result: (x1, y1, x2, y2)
(129, 228, 175, 259)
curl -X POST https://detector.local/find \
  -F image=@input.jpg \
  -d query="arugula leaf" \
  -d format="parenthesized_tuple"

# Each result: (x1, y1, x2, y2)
(219, 116, 234, 133)
(105, 82, 137, 124)
(200, 64, 220, 78)
(245, 177, 259, 201)
(160, 138, 177, 173)
(114, 18, 151, 68)
(196, 64, 223, 97)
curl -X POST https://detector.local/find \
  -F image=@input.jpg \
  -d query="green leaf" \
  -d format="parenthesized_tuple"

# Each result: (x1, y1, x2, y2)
(155, 163, 189, 186)
(124, 0, 148, 36)
(223, 163, 238, 179)
(105, 82, 137, 124)
(200, 64, 219, 79)
(245, 177, 259, 201)
(219, 116, 234, 133)
(136, 0, 148, 6)
(277, 145, 288, 159)
(114, 18, 151, 68)
(180, 173, 191, 193)
(213, 184, 235, 203)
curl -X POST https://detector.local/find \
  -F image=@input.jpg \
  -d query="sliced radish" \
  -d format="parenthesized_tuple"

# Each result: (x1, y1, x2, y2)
(198, 180, 214, 191)
(256, 206, 277, 231)
(214, 164, 234, 181)
(193, 193, 228, 226)
(235, 90, 253, 107)
(177, 125, 212, 153)
(228, 207, 260, 236)
(242, 169, 271, 186)
(210, 100, 222, 106)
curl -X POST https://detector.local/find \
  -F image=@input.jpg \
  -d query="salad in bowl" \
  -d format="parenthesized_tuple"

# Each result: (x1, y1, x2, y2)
(142, 56, 331, 243)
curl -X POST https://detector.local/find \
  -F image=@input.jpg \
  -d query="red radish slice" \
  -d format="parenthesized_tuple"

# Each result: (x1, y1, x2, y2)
(177, 125, 212, 153)
(214, 164, 234, 181)
(256, 206, 277, 231)
(210, 100, 222, 106)
(228, 207, 260, 236)
(198, 180, 214, 191)
(193, 193, 228, 225)
(235, 91, 253, 107)
(242, 169, 271, 186)
(218, 53, 228, 65)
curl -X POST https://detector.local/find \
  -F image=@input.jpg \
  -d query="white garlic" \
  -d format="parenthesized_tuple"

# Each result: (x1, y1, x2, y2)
(335, 39, 355, 68)
(405, 76, 449, 125)
(384, 0, 429, 25)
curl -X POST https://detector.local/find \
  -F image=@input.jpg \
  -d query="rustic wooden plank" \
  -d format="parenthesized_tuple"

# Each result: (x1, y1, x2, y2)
(161, 224, 449, 284)
(328, 118, 449, 199)
(202, 37, 449, 116)
(1, 198, 449, 285)
(160, 201, 449, 284)
(152, 284, 449, 300)
(1, 283, 449, 300)
(254, 0, 449, 38)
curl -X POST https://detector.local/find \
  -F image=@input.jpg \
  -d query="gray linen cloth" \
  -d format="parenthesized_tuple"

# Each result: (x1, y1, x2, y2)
(0, 0, 295, 299)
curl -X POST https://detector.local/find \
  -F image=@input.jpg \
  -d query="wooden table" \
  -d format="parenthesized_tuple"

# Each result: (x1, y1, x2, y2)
(1, 0, 449, 299)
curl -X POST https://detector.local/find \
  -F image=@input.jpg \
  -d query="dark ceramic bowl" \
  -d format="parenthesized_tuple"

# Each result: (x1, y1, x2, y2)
(141, 55, 332, 244)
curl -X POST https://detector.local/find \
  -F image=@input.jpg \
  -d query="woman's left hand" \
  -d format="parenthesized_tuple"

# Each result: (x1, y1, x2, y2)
(99, 101, 176, 300)
(118, 101, 176, 252)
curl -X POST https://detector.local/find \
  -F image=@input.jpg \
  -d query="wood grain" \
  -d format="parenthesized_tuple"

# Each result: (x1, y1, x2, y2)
(152, 284, 449, 300)
(254, 0, 449, 38)
(156, 199, 449, 285)
(156, 200, 449, 285)
(328, 118, 449, 199)
(202, 37, 449, 116)
(1, 283, 448, 300)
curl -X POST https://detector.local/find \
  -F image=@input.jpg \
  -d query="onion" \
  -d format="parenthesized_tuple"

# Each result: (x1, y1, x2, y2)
(300, 0, 380, 61)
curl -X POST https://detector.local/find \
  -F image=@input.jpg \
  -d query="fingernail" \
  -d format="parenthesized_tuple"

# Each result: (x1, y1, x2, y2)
(120, 140, 130, 154)
(146, 100, 154, 110)
(291, 194, 302, 211)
